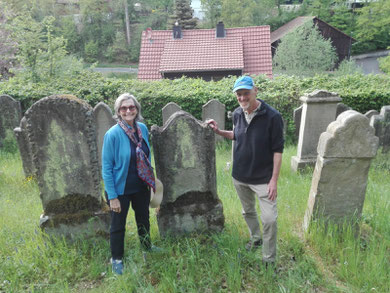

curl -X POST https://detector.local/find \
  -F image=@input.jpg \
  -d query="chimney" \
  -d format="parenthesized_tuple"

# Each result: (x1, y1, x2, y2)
(216, 21, 225, 38)
(173, 22, 182, 39)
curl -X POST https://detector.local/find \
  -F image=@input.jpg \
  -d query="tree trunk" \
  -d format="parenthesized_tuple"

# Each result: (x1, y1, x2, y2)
(124, 0, 131, 45)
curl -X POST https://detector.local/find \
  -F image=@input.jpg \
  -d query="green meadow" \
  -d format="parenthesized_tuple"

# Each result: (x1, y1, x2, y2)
(0, 143, 389, 292)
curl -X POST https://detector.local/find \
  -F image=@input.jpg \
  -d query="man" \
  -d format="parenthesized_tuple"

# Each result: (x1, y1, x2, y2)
(207, 76, 284, 265)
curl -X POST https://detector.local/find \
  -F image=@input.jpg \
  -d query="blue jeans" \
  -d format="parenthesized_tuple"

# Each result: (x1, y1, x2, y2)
(106, 187, 151, 260)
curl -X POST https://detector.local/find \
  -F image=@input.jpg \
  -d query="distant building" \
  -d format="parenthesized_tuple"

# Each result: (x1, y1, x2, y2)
(271, 16, 355, 65)
(138, 22, 273, 81)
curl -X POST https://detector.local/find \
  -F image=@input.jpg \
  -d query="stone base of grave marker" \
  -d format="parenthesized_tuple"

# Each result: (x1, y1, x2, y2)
(39, 194, 110, 239)
(291, 155, 316, 171)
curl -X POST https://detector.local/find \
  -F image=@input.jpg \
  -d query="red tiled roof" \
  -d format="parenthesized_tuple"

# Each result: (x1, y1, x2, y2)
(138, 26, 272, 81)
(160, 38, 244, 73)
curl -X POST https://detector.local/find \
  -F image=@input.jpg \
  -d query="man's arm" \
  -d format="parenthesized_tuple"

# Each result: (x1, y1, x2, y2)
(206, 119, 234, 140)
(267, 152, 282, 201)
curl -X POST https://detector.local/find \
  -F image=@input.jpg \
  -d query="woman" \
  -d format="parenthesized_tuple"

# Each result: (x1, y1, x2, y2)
(102, 93, 160, 275)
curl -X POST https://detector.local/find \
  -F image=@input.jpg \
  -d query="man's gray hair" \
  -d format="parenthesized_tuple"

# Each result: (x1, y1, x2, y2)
(114, 93, 144, 122)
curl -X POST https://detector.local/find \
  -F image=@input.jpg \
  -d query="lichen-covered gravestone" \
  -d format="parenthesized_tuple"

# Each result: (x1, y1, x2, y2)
(162, 102, 182, 125)
(93, 102, 116, 170)
(291, 90, 342, 172)
(0, 94, 22, 148)
(151, 111, 224, 236)
(370, 105, 390, 153)
(202, 99, 226, 142)
(14, 117, 35, 177)
(24, 95, 110, 238)
(303, 110, 379, 231)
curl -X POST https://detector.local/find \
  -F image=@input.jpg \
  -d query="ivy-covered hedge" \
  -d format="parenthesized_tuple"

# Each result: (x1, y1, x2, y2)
(1, 72, 390, 143)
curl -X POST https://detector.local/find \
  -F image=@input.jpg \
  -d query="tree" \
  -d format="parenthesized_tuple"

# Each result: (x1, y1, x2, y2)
(168, 0, 197, 29)
(0, 2, 16, 80)
(355, 0, 390, 51)
(200, 0, 222, 28)
(220, 0, 275, 28)
(273, 21, 337, 76)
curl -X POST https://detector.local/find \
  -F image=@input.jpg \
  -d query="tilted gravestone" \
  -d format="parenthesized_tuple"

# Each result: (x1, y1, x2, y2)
(0, 94, 22, 148)
(336, 102, 351, 118)
(291, 90, 342, 172)
(93, 102, 116, 170)
(303, 110, 379, 231)
(151, 111, 225, 236)
(202, 99, 226, 142)
(24, 95, 110, 238)
(14, 117, 35, 178)
(162, 102, 182, 125)
(370, 105, 390, 153)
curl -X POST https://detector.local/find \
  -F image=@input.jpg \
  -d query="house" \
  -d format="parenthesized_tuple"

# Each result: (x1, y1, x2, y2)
(137, 22, 273, 81)
(271, 16, 355, 65)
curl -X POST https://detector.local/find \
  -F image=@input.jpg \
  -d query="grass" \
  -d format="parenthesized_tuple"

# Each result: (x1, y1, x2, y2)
(0, 143, 389, 292)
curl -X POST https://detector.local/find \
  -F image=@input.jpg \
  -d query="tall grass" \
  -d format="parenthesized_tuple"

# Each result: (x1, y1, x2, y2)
(0, 144, 388, 292)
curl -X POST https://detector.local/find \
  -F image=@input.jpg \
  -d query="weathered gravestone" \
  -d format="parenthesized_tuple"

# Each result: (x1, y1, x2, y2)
(293, 103, 350, 140)
(151, 111, 225, 236)
(93, 102, 116, 170)
(370, 105, 390, 153)
(0, 94, 22, 148)
(24, 95, 110, 238)
(303, 110, 379, 231)
(364, 110, 379, 120)
(202, 99, 226, 142)
(14, 117, 35, 177)
(162, 102, 181, 125)
(291, 90, 342, 172)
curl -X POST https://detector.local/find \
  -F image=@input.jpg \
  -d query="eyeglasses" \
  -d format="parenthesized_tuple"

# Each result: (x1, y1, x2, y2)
(119, 105, 137, 112)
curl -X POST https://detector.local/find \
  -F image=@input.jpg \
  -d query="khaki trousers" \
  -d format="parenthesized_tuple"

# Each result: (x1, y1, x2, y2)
(233, 178, 277, 262)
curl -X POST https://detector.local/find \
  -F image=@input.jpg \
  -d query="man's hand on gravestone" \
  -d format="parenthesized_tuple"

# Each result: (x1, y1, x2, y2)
(206, 119, 219, 133)
(110, 198, 121, 213)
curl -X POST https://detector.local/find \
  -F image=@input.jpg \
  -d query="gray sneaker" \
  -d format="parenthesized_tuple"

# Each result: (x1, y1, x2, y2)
(245, 239, 263, 251)
(110, 258, 123, 275)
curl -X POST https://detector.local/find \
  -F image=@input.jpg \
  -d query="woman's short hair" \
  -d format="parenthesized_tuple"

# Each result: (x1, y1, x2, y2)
(114, 93, 144, 122)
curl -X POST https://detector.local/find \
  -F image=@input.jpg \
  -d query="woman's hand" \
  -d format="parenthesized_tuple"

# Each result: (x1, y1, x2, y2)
(110, 198, 121, 213)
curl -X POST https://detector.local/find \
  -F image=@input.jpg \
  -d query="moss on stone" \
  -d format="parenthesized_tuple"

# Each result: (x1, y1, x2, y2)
(45, 193, 100, 215)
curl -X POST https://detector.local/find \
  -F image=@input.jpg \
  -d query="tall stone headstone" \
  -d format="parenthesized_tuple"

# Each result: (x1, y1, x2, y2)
(0, 94, 22, 148)
(303, 110, 379, 231)
(291, 90, 342, 172)
(14, 117, 35, 178)
(162, 102, 181, 125)
(202, 99, 226, 142)
(151, 111, 224, 236)
(24, 95, 109, 238)
(93, 102, 116, 170)
(370, 105, 390, 153)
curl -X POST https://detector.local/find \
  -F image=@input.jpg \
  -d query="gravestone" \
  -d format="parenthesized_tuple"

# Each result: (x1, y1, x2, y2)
(293, 105, 302, 138)
(303, 110, 378, 231)
(336, 103, 351, 118)
(24, 94, 109, 238)
(162, 102, 181, 125)
(370, 106, 390, 153)
(151, 111, 224, 236)
(93, 102, 116, 170)
(0, 94, 22, 148)
(291, 90, 342, 172)
(293, 102, 350, 141)
(364, 110, 379, 119)
(14, 117, 35, 177)
(202, 99, 226, 142)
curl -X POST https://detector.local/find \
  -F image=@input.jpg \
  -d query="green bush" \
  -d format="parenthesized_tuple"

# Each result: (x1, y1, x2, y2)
(1, 73, 390, 144)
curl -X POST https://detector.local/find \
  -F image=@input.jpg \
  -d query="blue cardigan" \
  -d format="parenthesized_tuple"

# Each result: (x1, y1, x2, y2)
(102, 121, 151, 200)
